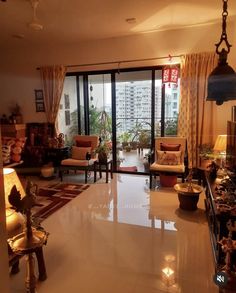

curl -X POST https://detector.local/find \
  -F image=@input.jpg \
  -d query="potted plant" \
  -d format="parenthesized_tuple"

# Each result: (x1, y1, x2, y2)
(198, 143, 214, 168)
(95, 141, 111, 163)
(119, 132, 131, 149)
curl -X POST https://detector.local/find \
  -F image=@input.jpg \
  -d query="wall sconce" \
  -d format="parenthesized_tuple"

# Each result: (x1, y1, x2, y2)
(206, 0, 236, 105)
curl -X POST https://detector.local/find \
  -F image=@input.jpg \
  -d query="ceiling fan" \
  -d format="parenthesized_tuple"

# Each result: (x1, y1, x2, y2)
(28, 0, 43, 31)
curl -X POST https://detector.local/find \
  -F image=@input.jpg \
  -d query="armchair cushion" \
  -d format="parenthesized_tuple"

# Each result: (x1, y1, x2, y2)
(160, 143, 181, 151)
(76, 141, 92, 147)
(71, 146, 91, 160)
(150, 162, 185, 173)
(74, 135, 99, 158)
(61, 158, 96, 167)
(156, 150, 181, 165)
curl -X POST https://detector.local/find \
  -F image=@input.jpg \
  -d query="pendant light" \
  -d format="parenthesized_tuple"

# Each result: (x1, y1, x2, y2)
(206, 0, 236, 105)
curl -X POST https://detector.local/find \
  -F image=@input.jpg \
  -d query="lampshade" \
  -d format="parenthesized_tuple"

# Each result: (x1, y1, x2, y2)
(213, 135, 227, 153)
(3, 168, 25, 208)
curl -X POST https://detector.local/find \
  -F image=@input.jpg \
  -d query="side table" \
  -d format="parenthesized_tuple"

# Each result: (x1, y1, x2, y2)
(44, 147, 69, 167)
(8, 228, 48, 293)
(94, 160, 113, 183)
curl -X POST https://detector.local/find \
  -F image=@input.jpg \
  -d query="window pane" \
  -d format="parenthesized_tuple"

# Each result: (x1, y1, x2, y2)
(58, 76, 78, 146)
(88, 74, 112, 141)
(164, 81, 180, 136)
(154, 70, 162, 137)
(116, 71, 152, 172)
(79, 76, 85, 134)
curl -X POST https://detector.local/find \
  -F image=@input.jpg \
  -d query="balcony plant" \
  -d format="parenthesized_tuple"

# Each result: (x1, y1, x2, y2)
(95, 141, 111, 163)
(119, 132, 131, 149)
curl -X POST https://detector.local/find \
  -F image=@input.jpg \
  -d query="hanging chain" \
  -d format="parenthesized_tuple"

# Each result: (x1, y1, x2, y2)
(215, 0, 231, 54)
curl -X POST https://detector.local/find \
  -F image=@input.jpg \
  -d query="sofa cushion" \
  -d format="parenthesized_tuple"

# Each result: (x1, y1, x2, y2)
(156, 150, 181, 165)
(71, 146, 91, 160)
(160, 143, 181, 151)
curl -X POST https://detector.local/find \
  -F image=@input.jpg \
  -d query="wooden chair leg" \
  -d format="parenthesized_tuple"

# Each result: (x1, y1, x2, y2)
(35, 247, 47, 281)
(59, 169, 63, 181)
(149, 173, 152, 189)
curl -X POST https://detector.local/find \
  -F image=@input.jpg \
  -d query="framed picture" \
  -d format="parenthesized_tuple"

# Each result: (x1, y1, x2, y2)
(35, 89, 45, 112)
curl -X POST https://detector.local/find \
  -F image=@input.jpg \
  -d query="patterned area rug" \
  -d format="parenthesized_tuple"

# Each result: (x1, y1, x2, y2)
(32, 183, 90, 222)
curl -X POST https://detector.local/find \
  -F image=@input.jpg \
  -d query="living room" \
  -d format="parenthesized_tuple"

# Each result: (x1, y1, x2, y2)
(1, 1, 236, 292)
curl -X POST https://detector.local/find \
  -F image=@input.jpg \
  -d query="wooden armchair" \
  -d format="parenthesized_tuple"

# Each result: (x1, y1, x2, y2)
(149, 137, 187, 188)
(59, 135, 99, 183)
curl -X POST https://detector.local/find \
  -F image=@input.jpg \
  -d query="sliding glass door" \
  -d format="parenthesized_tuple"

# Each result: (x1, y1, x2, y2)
(88, 74, 112, 141)
(115, 71, 152, 172)
(58, 66, 180, 174)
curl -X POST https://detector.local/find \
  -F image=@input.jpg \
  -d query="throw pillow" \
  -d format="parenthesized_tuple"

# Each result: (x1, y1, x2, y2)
(2, 145, 11, 164)
(160, 143, 181, 151)
(71, 146, 92, 160)
(76, 140, 92, 147)
(2, 137, 27, 163)
(156, 150, 181, 165)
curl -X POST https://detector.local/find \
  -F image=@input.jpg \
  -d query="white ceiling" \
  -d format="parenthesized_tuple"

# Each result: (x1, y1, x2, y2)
(1, 0, 236, 48)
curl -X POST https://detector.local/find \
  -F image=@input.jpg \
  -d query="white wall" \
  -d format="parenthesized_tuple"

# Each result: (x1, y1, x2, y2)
(0, 21, 236, 135)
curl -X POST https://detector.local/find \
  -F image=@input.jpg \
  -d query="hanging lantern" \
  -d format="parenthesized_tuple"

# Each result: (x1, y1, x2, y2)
(162, 65, 179, 86)
(206, 0, 236, 105)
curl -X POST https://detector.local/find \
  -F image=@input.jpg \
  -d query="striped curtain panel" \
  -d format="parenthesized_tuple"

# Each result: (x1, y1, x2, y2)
(40, 65, 66, 134)
(178, 52, 218, 168)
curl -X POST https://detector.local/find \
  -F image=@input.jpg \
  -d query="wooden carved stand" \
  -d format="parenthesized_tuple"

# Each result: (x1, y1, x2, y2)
(8, 182, 49, 293)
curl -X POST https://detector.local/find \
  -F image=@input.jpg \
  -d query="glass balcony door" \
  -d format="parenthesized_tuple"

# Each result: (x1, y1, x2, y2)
(115, 71, 152, 173)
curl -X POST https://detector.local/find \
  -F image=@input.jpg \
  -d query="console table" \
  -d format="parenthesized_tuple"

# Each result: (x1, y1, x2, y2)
(205, 173, 236, 267)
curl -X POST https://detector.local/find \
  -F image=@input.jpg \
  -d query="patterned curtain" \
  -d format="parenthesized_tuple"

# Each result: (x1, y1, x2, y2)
(178, 52, 218, 168)
(40, 65, 66, 134)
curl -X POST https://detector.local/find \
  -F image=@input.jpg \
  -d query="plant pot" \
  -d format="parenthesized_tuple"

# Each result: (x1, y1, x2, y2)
(98, 152, 108, 163)
(174, 183, 203, 211)
(41, 165, 54, 178)
(160, 173, 177, 187)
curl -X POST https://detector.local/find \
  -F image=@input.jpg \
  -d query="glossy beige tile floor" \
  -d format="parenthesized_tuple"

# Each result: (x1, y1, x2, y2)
(10, 174, 218, 293)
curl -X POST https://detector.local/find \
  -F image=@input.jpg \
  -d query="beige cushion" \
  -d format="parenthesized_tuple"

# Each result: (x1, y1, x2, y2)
(150, 162, 185, 173)
(71, 146, 91, 160)
(61, 158, 96, 167)
(156, 150, 181, 165)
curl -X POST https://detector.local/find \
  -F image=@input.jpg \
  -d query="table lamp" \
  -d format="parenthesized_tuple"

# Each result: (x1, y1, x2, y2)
(3, 168, 25, 237)
(213, 135, 227, 176)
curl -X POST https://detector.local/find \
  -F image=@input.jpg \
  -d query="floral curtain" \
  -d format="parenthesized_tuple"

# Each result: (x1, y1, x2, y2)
(178, 52, 218, 168)
(40, 65, 66, 134)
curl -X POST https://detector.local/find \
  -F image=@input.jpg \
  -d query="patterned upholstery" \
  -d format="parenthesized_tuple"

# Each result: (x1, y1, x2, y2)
(149, 137, 187, 188)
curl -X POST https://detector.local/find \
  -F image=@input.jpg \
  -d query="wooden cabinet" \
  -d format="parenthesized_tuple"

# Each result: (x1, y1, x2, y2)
(1, 124, 26, 138)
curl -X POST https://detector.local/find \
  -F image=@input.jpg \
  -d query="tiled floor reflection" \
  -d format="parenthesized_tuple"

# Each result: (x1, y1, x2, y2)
(10, 174, 218, 293)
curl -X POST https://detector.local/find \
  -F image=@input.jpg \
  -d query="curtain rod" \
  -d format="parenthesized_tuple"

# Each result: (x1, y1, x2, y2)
(36, 54, 183, 70)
